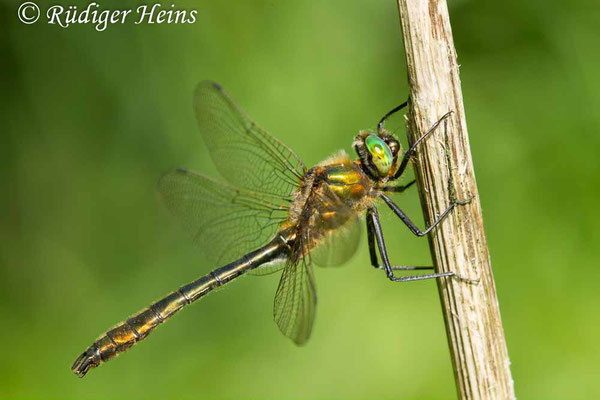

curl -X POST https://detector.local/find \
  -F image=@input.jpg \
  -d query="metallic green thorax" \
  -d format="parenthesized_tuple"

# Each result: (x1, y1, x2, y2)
(365, 134, 393, 177)
(322, 164, 369, 202)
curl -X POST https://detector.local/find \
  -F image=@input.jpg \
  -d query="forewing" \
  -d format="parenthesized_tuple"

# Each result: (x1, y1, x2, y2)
(194, 81, 305, 198)
(157, 168, 289, 266)
(273, 258, 316, 345)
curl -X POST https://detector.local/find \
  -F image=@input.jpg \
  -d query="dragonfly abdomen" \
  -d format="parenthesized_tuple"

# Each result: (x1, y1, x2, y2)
(72, 235, 289, 378)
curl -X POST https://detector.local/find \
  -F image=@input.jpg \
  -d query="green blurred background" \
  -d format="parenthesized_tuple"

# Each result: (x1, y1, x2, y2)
(2, 0, 599, 398)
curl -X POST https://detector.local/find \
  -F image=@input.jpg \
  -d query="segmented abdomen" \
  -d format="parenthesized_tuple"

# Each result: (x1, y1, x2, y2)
(72, 235, 288, 378)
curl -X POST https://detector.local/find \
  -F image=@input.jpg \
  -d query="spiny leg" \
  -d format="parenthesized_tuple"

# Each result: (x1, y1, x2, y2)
(392, 111, 453, 180)
(366, 209, 433, 272)
(376, 196, 477, 283)
(383, 112, 474, 236)
(377, 100, 409, 134)
(380, 111, 475, 237)
(376, 265, 434, 271)
(366, 208, 379, 267)
(368, 207, 456, 282)
(379, 192, 471, 237)
(382, 180, 416, 193)
(377, 112, 478, 283)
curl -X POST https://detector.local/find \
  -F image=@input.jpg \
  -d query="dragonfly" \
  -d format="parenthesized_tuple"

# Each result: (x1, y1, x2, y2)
(72, 81, 473, 378)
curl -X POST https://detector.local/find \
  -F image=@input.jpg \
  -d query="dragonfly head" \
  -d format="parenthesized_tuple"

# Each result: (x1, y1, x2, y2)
(353, 130, 401, 181)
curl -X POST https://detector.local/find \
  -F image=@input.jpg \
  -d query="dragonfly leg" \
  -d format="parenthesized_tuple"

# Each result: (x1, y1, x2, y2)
(376, 265, 434, 271)
(366, 209, 432, 271)
(366, 208, 380, 268)
(392, 111, 453, 180)
(377, 99, 409, 134)
(382, 180, 416, 193)
(368, 207, 477, 283)
(379, 192, 472, 237)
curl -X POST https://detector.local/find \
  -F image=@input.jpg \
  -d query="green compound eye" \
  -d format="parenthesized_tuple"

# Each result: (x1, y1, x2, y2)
(365, 134, 393, 177)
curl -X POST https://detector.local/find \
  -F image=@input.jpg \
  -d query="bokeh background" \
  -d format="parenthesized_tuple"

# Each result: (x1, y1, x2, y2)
(2, 0, 599, 398)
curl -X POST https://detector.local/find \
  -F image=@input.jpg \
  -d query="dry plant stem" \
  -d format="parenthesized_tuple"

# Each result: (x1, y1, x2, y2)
(396, 1, 515, 399)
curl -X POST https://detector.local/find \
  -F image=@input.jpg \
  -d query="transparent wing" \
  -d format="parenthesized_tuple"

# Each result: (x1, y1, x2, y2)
(311, 216, 361, 267)
(305, 183, 362, 267)
(194, 81, 306, 198)
(273, 257, 317, 345)
(249, 258, 286, 276)
(157, 168, 289, 267)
